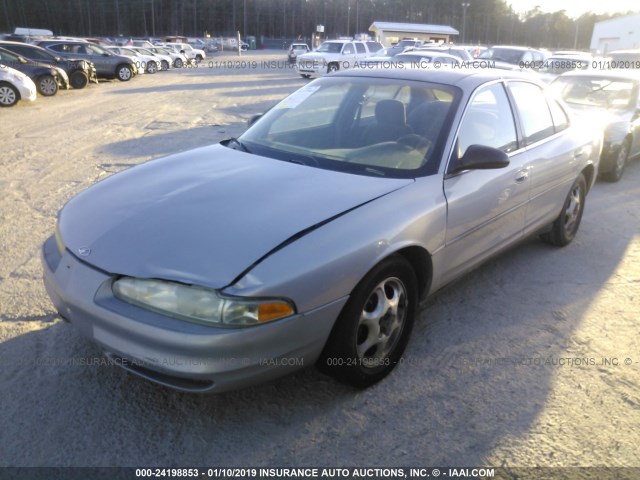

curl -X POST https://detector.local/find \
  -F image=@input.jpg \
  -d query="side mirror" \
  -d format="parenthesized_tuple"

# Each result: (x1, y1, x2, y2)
(450, 144, 509, 174)
(55, 56, 62, 63)
(247, 114, 263, 127)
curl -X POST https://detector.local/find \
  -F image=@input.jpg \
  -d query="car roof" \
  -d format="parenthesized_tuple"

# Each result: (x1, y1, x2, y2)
(489, 45, 540, 51)
(332, 65, 542, 88)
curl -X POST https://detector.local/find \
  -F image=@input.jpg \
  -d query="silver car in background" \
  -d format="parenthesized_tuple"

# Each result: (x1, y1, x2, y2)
(42, 69, 601, 393)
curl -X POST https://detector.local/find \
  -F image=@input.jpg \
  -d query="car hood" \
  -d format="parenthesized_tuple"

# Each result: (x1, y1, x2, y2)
(59, 144, 413, 288)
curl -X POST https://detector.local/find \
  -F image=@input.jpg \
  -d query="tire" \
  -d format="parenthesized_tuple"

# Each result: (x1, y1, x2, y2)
(69, 71, 89, 89)
(146, 61, 158, 74)
(174, 58, 183, 68)
(300, 74, 311, 78)
(160, 60, 169, 71)
(116, 64, 133, 81)
(195, 54, 203, 62)
(318, 255, 418, 388)
(0, 82, 19, 107)
(37, 75, 58, 96)
(541, 173, 587, 247)
(327, 63, 339, 74)
(602, 141, 629, 183)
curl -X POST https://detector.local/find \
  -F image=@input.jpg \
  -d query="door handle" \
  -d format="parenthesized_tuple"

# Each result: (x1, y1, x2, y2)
(515, 170, 529, 183)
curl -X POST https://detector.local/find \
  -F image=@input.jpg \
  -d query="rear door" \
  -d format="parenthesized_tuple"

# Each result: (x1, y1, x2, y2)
(442, 81, 531, 282)
(506, 81, 581, 232)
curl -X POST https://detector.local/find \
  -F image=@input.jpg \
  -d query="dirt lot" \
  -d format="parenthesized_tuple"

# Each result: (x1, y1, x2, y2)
(0, 50, 639, 471)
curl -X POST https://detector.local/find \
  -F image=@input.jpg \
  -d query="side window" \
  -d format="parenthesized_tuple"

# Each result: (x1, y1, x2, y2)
(521, 51, 533, 63)
(457, 83, 518, 157)
(547, 97, 569, 133)
(342, 43, 354, 55)
(355, 42, 366, 54)
(48, 44, 66, 52)
(508, 82, 555, 144)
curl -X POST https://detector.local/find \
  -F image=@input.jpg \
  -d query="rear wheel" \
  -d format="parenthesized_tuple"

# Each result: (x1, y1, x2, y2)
(69, 71, 89, 89)
(116, 64, 133, 81)
(318, 255, 418, 388)
(0, 82, 19, 107)
(603, 141, 629, 183)
(174, 58, 184, 68)
(541, 173, 586, 247)
(37, 75, 58, 96)
(160, 60, 170, 70)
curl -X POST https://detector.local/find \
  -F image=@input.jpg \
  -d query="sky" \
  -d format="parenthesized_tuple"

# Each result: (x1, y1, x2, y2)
(507, 0, 638, 18)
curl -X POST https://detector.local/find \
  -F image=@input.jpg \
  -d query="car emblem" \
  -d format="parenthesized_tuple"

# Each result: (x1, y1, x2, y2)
(77, 247, 91, 257)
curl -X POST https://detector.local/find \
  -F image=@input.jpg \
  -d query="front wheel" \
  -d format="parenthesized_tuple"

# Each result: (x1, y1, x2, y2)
(0, 82, 19, 107)
(174, 58, 184, 68)
(603, 141, 629, 182)
(146, 61, 158, 74)
(116, 64, 133, 81)
(327, 63, 339, 74)
(318, 255, 418, 388)
(160, 60, 170, 71)
(37, 75, 58, 96)
(541, 174, 587, 247)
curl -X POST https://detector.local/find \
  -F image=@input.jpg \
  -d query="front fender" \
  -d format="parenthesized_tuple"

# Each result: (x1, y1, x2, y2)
(224, 176, 447, 314)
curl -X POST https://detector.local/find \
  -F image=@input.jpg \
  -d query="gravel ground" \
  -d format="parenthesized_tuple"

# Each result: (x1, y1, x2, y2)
(0, 51, 639, 472)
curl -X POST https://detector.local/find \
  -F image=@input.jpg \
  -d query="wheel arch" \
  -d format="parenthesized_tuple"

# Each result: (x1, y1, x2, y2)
(392, 245, 432, 301)
(581, 164, 596, 193)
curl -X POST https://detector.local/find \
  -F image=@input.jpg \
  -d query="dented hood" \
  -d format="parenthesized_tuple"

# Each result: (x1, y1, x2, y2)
(59, 144, 412, 288)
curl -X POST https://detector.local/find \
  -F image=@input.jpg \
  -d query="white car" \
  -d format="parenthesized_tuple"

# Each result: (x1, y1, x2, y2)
(145, 46, 187, 68)
(159, 42, 206, 62)
(131, 47, 173, 71)
(104, 46, 150, 74)
(296, 40, 381, 78)
(0, 65, 37, 107)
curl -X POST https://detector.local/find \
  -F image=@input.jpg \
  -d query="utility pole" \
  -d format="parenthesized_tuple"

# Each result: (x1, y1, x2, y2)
(461, 3, 470, 43)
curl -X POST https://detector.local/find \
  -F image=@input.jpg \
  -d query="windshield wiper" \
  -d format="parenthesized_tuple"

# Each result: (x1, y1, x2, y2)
(222, 137, 251, 153)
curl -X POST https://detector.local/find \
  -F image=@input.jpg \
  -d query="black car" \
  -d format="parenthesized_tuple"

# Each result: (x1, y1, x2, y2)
(0, 46, 67, 96)
(550, 70, 640, 182)
(38, 40, 137, 81)
(0, 40, 97, 89)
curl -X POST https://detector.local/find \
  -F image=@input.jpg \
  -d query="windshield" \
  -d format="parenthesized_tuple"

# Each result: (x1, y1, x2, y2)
(316, 42, 344, 53)
(238, 76, 459, 178)
(550, 76, 636, 110)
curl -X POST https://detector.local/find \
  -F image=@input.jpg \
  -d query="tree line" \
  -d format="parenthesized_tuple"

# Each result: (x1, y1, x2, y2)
(1, 0, 637, 50)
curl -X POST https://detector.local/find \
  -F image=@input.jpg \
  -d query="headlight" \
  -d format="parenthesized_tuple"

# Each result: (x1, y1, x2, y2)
(112, 277, 296, 327)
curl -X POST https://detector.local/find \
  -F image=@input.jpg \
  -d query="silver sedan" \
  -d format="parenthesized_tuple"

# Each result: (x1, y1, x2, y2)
(42, 68, 602, 393)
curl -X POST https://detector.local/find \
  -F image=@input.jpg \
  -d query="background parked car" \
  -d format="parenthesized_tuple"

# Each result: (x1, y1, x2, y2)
(296, 39, 382, 77)
(416, 45, 473, 62)
(550, 70, 640, 182)
(144, 46, 186, 68)
(105, 46, 159, 74)
(0, 46, 66, 96)
(0, 40, 98, 89)
(0, 64, 37, 106)
(130, 46, 173, 71)
(478, 45, 547, 69)
(287, 43, 310, 64)
(157, 42, 206, 62)
(38, 40, 137, 81)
